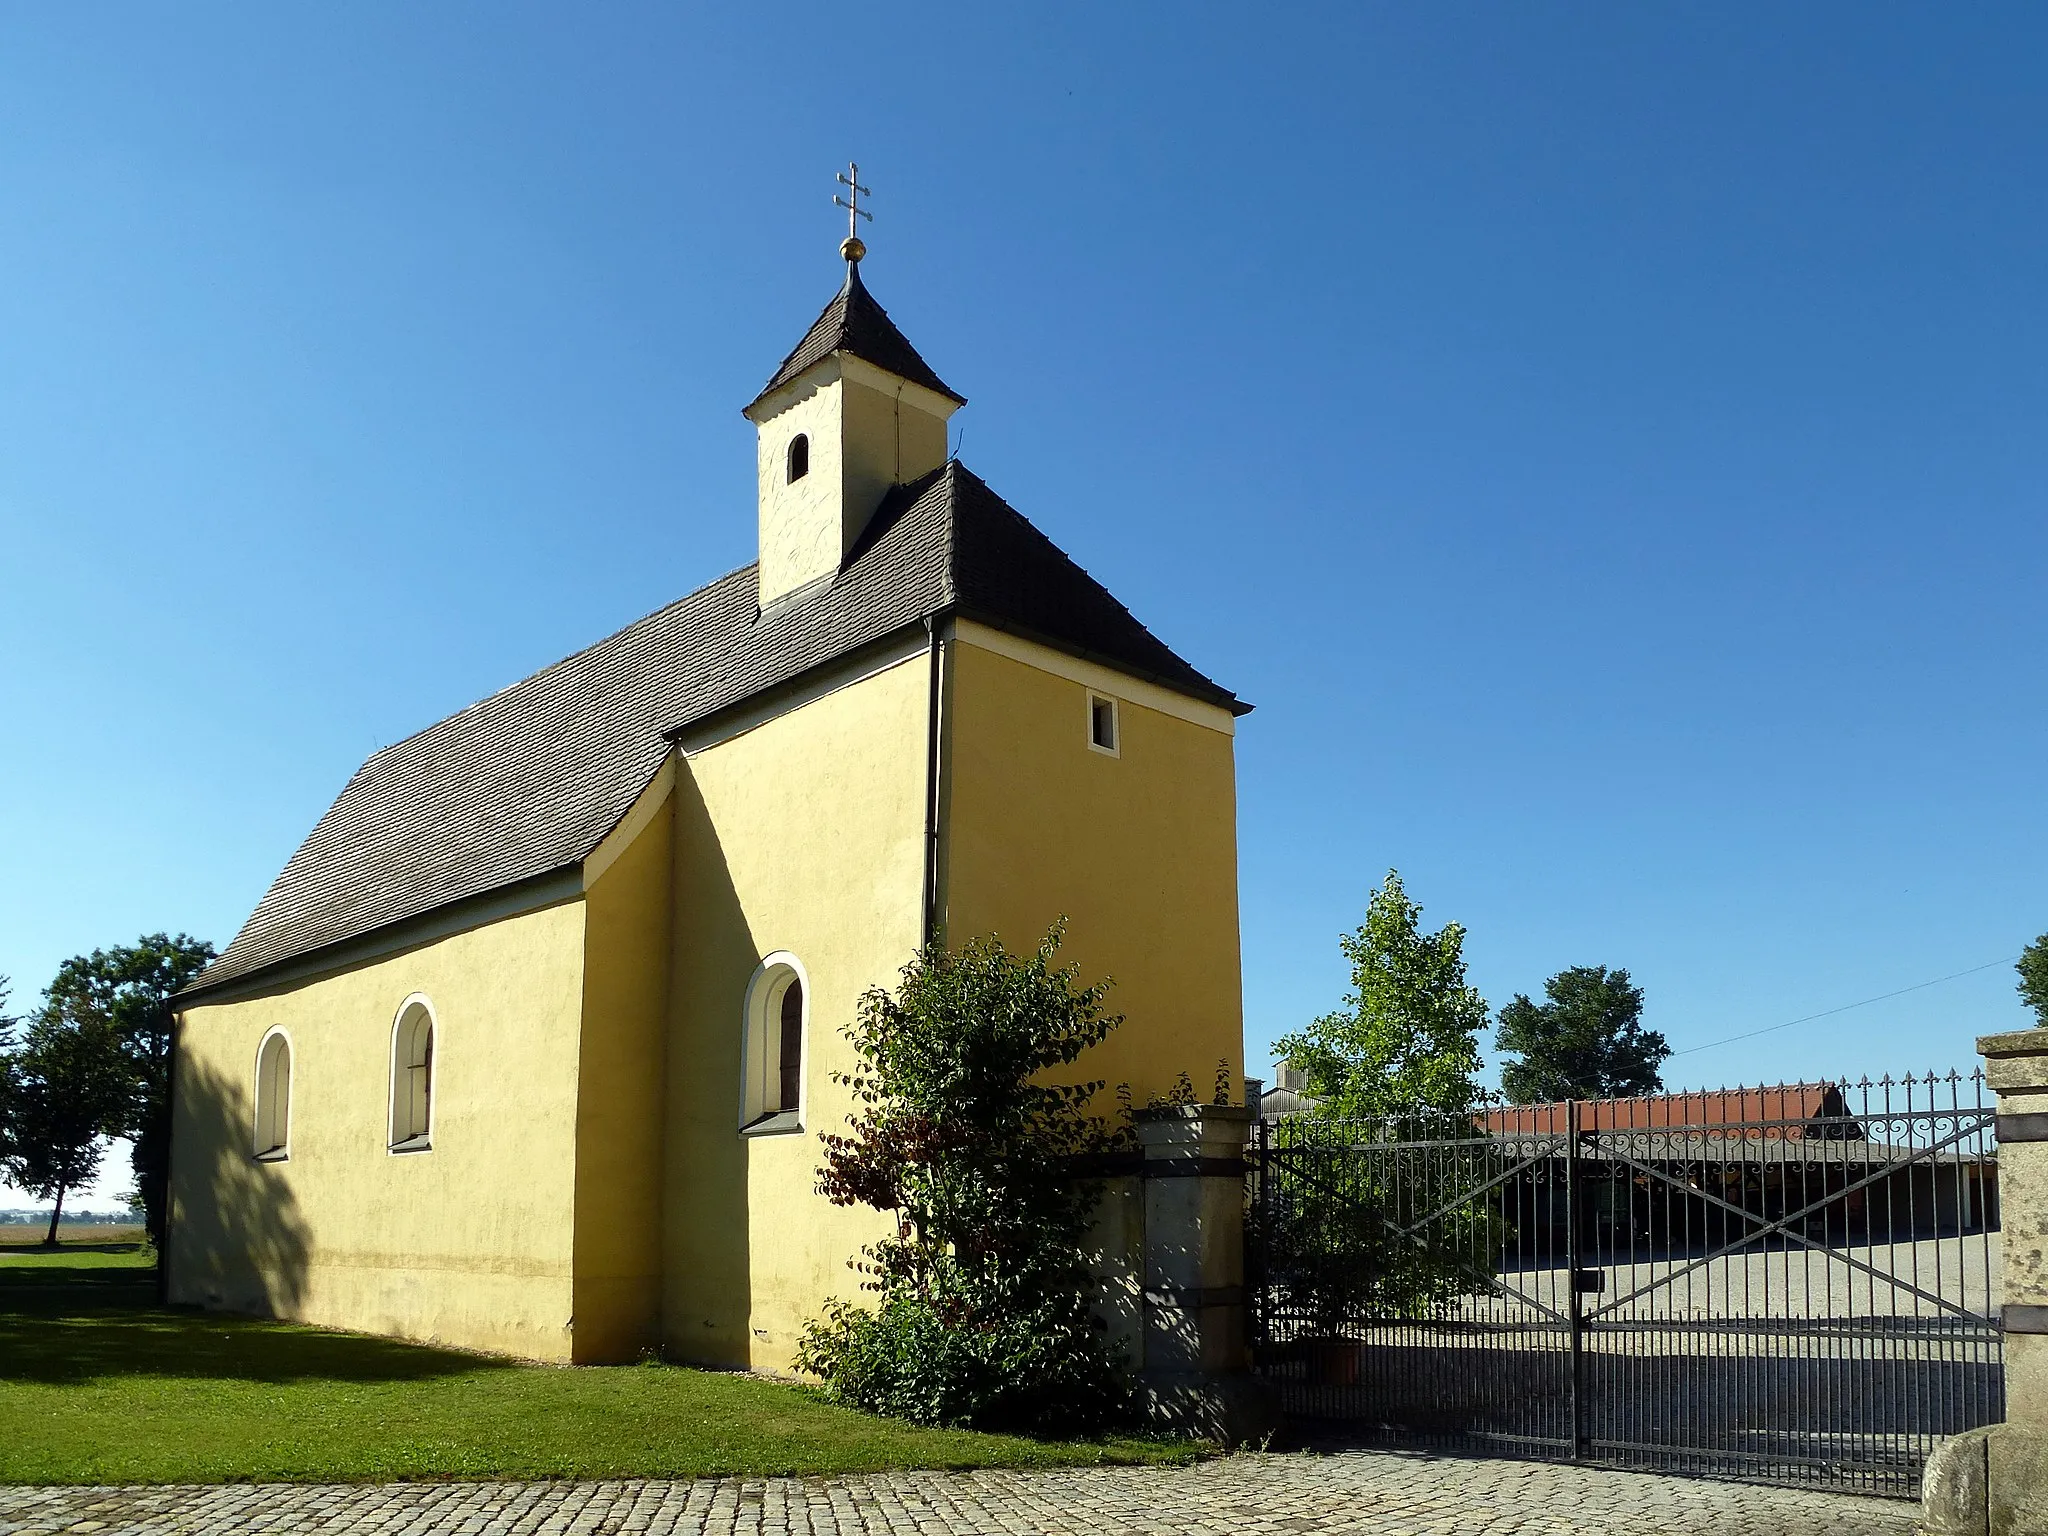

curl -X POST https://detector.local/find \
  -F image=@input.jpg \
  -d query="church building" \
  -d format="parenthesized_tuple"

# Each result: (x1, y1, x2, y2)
(167, 223, 1251, 1368)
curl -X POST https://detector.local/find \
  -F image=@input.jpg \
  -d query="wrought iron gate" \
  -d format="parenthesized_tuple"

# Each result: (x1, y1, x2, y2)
(1248, 1073, 2004, 1497)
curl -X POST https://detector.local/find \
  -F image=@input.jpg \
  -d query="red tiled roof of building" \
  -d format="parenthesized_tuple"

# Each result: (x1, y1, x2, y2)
(1482, 1083, 1851, 1140)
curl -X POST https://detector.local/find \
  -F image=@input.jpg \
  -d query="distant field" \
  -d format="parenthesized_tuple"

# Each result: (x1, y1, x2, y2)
(0, 1226, 145, 1250)
(0, 1248, 1196, 1485)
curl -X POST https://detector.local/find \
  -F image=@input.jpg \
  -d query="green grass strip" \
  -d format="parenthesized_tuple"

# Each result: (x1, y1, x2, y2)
(0, 1249, 1195, 1486)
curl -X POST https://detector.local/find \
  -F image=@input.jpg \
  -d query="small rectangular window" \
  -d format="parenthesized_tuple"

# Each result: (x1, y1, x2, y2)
(1088, 693, 1119, 756)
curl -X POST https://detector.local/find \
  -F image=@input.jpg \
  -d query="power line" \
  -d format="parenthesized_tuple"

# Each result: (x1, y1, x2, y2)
(1668, 956, 2018, 1058)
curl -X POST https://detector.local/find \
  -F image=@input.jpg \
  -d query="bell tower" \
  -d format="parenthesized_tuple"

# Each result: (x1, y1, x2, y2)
(743, 167, 964, 610)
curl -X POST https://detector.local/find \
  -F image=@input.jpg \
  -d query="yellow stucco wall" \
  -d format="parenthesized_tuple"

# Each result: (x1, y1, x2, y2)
(839, 367, 948, 516)
(663, 654, 928, 1371)
(750, 360, 952, 606)
(752, 372, 848, 605)
(941, 626, 1246, 1108)
(168, 612, 1242, 1373)
(167, 898, 587, 1360)
(572, 769, 675, 1362)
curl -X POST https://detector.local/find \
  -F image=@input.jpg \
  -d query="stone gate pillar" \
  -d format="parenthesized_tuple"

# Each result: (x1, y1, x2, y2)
(1128, 1104, 1276, 1443)
(1923, 1027, 2048, 1535)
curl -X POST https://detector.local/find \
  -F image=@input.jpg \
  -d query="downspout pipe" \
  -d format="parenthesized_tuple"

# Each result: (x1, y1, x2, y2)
(920, 615, 947, 952)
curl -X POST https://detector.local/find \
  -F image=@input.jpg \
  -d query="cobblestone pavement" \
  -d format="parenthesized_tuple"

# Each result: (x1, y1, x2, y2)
(0, 1448, 1919, 1536)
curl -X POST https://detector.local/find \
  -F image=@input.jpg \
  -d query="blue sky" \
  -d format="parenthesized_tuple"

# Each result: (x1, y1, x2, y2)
(3, 6, 2044, 1200)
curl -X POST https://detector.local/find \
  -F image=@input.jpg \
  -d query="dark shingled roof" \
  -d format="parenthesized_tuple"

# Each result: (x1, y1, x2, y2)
(183, 462, 1245, 1000)
(750, 264, 964, 409)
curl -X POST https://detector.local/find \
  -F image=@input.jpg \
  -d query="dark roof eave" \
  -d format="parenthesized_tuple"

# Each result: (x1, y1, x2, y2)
(743, 351, 967, 416)
(174, 862, 586, 1007)
(951, 606, 1250, 716)
(660, 602, 1249, 745)
(662, 619, 936, 744)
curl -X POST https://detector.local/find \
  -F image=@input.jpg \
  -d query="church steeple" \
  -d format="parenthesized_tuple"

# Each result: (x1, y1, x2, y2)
(743, 172, 964, 610)
(747, 262, 964, 418)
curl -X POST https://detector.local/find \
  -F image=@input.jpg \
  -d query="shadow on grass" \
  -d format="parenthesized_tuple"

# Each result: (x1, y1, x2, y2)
(0, 1057, 518, 1391)
(0, 1260, 514, 1388)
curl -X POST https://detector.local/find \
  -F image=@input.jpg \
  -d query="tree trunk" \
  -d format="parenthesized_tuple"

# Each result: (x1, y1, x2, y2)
(42, 1186, 65, 1247)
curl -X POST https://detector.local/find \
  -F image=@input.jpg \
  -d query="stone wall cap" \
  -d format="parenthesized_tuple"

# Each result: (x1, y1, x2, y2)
(1979, 1027, 2048, 1057)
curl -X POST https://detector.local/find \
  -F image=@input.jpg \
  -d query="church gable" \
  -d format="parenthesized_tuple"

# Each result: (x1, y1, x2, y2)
(899, 462, 1245, 714)
(186, 267, 1240, 1004)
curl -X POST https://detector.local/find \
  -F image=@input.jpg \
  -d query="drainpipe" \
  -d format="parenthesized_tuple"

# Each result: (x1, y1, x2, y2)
(920, 616, 948, 951)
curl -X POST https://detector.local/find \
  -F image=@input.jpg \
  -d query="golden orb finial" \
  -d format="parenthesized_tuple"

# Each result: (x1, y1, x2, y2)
(840, 234, 866, 264)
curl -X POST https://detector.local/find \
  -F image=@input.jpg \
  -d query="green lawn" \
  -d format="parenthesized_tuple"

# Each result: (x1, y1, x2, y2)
(0, 1246, 1195, 1485)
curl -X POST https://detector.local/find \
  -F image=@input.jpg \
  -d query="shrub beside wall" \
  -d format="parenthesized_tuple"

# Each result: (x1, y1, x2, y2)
(797, 924, 1132, 1437)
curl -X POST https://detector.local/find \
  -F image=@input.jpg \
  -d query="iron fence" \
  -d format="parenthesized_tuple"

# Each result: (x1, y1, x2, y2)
(1248, 1071, 2003, 1497)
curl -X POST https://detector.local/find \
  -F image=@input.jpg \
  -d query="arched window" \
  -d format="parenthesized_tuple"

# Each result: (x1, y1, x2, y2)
(389, 996, 436, 1153)
(253, 1029, 293, 1161)
(741, 954, 807, 1132)
(786, 433, 810, 483)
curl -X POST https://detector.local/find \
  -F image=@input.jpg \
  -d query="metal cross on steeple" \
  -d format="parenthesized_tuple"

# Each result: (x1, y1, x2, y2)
(834, 162, 871, 264)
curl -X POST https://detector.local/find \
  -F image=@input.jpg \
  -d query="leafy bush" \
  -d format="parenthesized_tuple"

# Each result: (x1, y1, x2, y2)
(796, 924, 1132, 1438)
(803, 1284, 1127, 1433)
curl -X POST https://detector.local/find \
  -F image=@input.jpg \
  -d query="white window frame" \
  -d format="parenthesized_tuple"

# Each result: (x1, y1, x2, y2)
(252, 1026, 294, 1162)
(1086, 691, 1121, 757)
(387, 993, 438, 1155)
(739, 952, 809, 1135)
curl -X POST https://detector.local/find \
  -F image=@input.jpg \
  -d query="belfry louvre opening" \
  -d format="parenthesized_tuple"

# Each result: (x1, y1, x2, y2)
(1248, 1071, 2003, 1498)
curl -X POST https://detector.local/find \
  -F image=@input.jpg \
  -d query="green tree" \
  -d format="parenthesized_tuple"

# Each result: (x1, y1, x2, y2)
(1495, 965, 1669, 1104)
(0, 978, 17, 1181)
(797, 923, 1131, 1436)
(1273, 870, 1488, 1121)
(1265, 873, 1496, 1332)
(38, 934, 215, 1246)
(0, 1008, 131, 1245)
(2019, 934, 2048, 1028)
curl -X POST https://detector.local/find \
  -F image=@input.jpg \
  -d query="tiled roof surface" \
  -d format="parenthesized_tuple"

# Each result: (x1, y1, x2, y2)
(184, 462, 1242, 999)
(751, 265, 964, 408)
